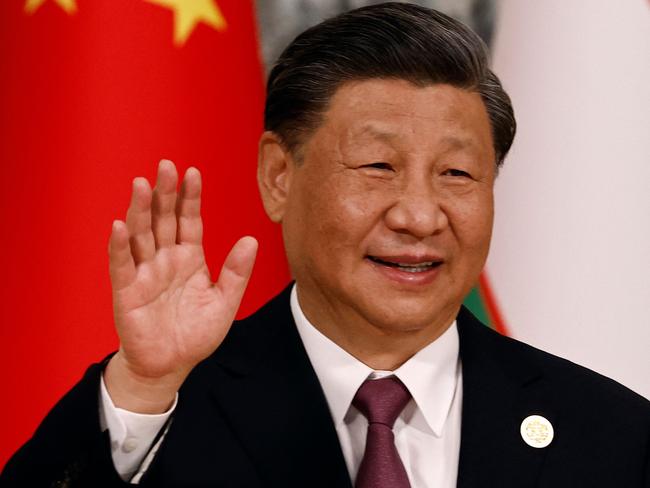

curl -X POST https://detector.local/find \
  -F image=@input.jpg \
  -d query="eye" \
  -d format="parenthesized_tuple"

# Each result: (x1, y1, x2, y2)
(362, 162, 394, 171)
(443, 168, 472, 178)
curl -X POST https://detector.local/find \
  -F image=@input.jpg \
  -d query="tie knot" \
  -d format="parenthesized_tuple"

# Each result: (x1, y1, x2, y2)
(352, 377, 411, 428)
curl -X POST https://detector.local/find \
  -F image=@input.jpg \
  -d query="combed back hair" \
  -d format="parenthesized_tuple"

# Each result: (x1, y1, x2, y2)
(264, 2, 516, 167)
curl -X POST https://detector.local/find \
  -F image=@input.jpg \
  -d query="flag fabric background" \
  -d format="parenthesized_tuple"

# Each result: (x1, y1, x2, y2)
(488, 0, 650, 399)
(0, 0, 290, 467)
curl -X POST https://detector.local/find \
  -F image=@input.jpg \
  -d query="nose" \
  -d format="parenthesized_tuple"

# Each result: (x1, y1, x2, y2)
(384, 179, 449, 238)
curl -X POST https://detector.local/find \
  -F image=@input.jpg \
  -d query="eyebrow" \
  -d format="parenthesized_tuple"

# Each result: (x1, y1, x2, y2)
(356, 124, 400, 142)
(356, 124, 477, 150)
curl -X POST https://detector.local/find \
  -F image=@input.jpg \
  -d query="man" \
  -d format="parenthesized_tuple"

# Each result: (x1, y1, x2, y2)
(2, 3, 649, 487)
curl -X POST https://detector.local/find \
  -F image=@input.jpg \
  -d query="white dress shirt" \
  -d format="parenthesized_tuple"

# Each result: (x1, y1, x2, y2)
(98, 377, 176, 482)
(100, 284, 463, 487)
(291, 286, 463, 488)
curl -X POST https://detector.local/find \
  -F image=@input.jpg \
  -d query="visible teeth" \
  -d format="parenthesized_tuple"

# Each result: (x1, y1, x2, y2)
(396, 264, 431, 272)
(368, 256, 439, 272)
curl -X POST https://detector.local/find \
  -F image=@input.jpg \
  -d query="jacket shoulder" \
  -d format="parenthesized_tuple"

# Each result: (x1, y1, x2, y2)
(458, 307, 650, 417)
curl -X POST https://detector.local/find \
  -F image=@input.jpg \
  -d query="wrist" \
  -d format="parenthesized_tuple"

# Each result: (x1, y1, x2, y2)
(104, 353, 187, 414)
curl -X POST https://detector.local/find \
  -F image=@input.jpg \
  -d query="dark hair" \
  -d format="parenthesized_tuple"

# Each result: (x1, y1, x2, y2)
(264, 2, 516, 167)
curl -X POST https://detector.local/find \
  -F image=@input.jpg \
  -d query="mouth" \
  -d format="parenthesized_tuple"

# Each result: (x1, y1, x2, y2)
(366, 255, 443, 273)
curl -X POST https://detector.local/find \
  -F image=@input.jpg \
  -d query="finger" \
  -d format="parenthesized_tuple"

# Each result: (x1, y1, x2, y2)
(176, 167, 203, 245)
(215, 236, 258, 312)
(126, 177, 156, 263)
(109, 220, 137, 291)
(152, 159, 179, 249)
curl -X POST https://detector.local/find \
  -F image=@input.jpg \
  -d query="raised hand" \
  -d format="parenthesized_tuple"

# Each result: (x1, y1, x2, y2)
(104, 160, 257, 413)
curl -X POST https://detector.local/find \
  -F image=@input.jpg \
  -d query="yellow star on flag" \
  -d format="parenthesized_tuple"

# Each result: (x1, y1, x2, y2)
(146, 0, 226, 46)
(25, 0, 77, 14)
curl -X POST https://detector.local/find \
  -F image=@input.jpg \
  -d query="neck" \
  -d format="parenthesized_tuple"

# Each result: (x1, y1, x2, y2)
(295, 286, 457, 371)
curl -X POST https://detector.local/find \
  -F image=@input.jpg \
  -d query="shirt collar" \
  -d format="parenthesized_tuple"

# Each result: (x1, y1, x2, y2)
(290, 284, 460, 437)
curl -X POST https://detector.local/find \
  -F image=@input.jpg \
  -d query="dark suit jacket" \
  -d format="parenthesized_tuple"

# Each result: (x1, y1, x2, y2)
(3, 285, 650, 487)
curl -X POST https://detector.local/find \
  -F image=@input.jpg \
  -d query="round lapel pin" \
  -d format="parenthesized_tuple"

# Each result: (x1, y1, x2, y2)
(520, 414, 554, 448)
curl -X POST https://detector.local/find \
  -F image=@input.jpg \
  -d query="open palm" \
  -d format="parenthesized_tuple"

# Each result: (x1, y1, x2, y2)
(108, 160, 257, 383)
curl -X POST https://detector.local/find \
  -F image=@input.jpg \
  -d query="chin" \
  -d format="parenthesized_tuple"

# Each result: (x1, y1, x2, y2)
(357, 297, 458, 334)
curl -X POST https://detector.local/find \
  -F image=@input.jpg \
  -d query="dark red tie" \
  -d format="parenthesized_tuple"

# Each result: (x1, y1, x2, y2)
(353, 377, 412, 488)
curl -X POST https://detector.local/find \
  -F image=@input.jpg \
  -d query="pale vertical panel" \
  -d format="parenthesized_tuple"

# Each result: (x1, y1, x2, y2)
(489, 0, 650, 398)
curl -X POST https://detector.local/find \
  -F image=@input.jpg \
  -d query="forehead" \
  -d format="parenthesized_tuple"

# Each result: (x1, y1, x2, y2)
(317, 79, 493, 156)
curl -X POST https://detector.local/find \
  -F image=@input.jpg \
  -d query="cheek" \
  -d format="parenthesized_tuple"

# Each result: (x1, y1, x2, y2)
(305, 176, 386, 243)
(284, 178, 381, 284)
(447, 191, 494, 253)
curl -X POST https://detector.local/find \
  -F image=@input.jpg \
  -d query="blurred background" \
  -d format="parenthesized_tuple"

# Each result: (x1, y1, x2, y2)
(1, 0, 648, 469)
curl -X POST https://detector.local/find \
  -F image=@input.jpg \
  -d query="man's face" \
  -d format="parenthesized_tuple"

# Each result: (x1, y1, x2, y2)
(276, 79, 496, 337)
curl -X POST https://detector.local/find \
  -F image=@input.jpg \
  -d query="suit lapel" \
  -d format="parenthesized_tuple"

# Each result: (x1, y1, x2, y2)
(456, 307, 559, 488)
(208, 286, 353, 488)
(202, 291, 561, 487)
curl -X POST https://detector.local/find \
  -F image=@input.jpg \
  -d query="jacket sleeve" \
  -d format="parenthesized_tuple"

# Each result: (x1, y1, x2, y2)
(1, 360, 130, 487)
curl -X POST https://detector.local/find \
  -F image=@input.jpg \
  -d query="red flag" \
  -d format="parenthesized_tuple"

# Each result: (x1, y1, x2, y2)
(0, 0, 290, 467)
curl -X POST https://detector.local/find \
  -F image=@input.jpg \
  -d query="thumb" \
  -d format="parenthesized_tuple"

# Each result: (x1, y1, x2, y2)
(214, 236, 258, 312)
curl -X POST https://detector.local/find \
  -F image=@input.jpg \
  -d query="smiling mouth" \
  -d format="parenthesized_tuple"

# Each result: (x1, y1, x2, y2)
(367, 256, 443, 273)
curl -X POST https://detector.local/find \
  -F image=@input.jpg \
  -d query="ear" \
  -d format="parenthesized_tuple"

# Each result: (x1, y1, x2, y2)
(257, 131, 295, 223)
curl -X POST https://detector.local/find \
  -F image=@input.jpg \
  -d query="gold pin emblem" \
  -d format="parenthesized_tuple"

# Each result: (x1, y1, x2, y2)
(520, 415, 554, 448)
